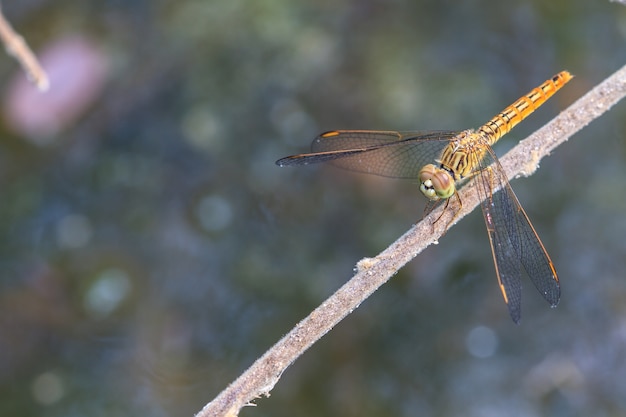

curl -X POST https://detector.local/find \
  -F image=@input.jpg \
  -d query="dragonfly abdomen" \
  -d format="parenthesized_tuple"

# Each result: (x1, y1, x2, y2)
(478, 71, 573, 145)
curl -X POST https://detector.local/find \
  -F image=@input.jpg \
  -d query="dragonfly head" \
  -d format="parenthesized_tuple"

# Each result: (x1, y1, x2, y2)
(419, 164, 456, 201)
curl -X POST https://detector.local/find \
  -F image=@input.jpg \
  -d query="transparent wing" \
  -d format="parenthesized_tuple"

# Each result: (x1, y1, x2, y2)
(276, 130, 459, 179)
(474, 150, 560, 323)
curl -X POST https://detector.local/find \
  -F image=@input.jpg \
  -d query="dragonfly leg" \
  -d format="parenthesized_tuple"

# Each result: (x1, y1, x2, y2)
(420, 194, 463, 236)
(441, 193, 463, 234)
(420, 199, 445, 234)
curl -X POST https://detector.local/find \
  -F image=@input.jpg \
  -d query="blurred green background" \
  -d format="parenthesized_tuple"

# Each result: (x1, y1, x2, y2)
(1, 1, 625, 416)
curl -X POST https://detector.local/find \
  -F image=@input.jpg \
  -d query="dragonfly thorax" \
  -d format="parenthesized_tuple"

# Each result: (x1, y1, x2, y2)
(419, 164, 456, 201)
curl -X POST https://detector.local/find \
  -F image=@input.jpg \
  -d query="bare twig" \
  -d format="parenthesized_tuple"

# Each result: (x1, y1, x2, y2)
(198, 64, 626, 417)
(0, 7, 48, 91)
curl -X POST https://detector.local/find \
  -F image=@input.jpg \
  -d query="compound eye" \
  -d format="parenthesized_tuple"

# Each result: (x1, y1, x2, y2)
(419, 164, 455, 200)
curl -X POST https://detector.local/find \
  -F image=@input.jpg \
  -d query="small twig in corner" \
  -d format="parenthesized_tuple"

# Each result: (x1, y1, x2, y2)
(0, 7, 49, 91)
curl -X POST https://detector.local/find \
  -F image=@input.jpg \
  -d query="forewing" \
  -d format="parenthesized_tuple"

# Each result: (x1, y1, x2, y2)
(277, 130, 457, 179)
(474, 149, 560, 322)
(497, 180, 560, 306)
(475, 164, 524, 323)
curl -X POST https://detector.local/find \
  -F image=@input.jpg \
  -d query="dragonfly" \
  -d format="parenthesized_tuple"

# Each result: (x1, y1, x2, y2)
(276, 71, 572, 323)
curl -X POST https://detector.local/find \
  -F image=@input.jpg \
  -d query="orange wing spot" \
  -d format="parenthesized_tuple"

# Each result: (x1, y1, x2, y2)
(498, 280, 509, 304)
(321, 131, 340, 138)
